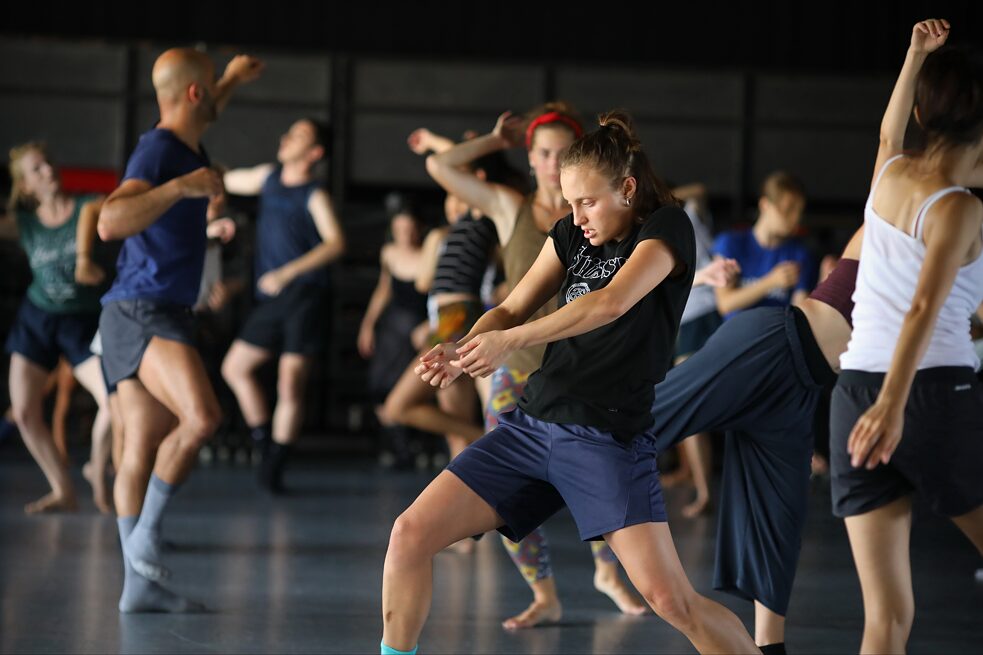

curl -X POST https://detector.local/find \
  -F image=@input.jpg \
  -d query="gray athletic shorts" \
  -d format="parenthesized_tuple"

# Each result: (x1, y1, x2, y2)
(99, 299, 196, 387)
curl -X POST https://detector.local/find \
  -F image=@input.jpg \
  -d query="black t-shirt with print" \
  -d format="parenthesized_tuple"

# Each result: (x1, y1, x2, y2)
(519, 205, 695, 440)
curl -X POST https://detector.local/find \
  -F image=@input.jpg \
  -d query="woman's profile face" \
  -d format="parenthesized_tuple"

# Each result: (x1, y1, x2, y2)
(560, 164, 635, 246)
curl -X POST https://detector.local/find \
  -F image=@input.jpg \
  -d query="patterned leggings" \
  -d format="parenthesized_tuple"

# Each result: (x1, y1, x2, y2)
(486, 366, 618, 585)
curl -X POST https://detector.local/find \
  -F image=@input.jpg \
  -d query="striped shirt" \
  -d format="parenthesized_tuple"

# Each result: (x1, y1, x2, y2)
(431, 214, 498, 296)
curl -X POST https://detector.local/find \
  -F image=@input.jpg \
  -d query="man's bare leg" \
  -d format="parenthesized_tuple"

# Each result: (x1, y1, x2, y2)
(122, 337, 221, 580)
(114, 373, 201, 613)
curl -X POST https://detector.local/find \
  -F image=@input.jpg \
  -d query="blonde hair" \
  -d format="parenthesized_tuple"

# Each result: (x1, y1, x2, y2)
(8, 141, 47, 214)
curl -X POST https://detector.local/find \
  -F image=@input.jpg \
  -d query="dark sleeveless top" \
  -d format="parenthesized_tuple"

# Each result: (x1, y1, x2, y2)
(808, 257, 858, 327)
(255, 167, 329, 299)
(502, 196, 557, 372)
(430, 213, 497, 296)
(391, 276, 427, 318)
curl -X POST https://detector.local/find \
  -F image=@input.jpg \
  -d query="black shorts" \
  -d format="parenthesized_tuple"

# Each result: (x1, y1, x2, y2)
(831, 367, 983, 518)
(4, 297, 99, 370)
(238, 283, 330, 355)
(99, 299, 196, 387)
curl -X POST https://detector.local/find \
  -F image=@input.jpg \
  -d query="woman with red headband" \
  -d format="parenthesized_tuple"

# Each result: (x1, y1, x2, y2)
(423, 103, 649, 628)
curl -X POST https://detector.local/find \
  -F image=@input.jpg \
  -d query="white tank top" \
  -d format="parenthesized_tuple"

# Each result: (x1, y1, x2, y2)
(840, 155, 983, 372)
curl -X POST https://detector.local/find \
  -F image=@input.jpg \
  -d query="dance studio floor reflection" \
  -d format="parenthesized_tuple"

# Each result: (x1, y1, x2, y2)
(0, 454, 980, 654)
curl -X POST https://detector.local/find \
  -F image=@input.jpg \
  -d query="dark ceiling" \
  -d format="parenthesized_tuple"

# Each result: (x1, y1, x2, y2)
(4, 1, 982, 72)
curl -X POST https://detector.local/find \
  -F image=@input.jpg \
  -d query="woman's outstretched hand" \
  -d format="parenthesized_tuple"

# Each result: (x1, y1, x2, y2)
(415, 342, 466, 388)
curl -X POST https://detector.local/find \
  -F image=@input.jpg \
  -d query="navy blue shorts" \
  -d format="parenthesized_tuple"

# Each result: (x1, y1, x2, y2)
(831, 367, 983, 519)
(650, 306, 833, 616)
(99, 299, 196, 387)
(4, 297, 99, 370)
(448, 407, 666, 542)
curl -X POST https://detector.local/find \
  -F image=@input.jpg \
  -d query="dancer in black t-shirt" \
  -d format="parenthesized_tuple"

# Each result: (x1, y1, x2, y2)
(379, 111, 757, 655)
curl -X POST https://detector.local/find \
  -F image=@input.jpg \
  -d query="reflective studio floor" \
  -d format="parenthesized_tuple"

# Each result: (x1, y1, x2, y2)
(1, 448, 980, 654)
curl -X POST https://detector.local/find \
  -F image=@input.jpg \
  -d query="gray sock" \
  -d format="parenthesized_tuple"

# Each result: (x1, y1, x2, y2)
(125, 475, 177, 581)
(117, 515, 203, 614)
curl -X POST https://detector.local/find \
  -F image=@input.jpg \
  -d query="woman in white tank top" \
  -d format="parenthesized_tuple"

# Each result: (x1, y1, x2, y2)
(830, 19, 983, 654)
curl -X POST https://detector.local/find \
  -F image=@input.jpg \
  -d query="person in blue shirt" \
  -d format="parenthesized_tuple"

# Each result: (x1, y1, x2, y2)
(714, 172, 817, 319)
(220, 118, 345, 493)
(97, 47, 262, 613)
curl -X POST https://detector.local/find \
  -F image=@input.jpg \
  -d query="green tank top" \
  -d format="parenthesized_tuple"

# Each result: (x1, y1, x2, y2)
(502, 196, 557, 373)
(17, 194, 102, 314)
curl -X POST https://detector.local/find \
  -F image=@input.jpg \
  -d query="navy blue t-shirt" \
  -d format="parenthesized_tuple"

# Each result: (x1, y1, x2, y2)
(102, 128, 210, 308)
(254, 168, 328, 300)
(713, 229, 816, 319)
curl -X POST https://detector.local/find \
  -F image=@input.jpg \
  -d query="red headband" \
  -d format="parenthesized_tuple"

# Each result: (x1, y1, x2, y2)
(525, 112, 583, 148)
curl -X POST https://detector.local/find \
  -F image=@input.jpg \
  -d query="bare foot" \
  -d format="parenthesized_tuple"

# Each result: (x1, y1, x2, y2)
(659, 469, 691, 489)
(83, 461, 113, 514)
(594, 566, 648, 616)
(25, 491, 78, 515)
(681, 494, 712, 519)
(502, 598, 562, 629)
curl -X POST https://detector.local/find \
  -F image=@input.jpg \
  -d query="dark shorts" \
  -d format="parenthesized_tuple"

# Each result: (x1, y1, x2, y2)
(238, 283, 330, 355)
(831, 367, 983, 519)
(675, 310, 722, 359)
(447, 407, 666, 543)
(99, 299, 196, 387)
(4, 297, 99, 370)
(651, 305, 833, 615)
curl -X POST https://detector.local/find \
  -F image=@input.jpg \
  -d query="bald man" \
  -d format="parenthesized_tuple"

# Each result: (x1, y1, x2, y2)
(98, 48, 262, 613)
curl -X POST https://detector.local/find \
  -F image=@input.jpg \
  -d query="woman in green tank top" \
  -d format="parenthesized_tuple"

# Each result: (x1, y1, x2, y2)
(3, 143, 114, 515)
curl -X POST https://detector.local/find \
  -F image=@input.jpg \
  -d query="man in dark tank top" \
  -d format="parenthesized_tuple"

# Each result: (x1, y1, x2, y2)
(221, 118, 346, 493)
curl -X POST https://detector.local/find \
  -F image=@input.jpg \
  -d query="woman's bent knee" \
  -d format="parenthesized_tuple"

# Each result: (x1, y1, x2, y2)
(644, 586, 697, 632)
(387, 512, 433, 565)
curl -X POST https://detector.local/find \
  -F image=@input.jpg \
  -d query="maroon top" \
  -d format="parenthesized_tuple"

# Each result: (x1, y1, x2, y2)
(808, 257, 859, 327)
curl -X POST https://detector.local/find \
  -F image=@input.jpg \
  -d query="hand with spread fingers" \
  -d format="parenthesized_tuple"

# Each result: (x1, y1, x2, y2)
(415, 343, 466, 388)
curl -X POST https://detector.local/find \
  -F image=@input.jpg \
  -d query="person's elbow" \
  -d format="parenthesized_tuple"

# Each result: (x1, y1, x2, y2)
(906, 295, 937, 323)
(595, 290, 632, 322)
(424, 154, 445, 180)
(323, 236, 345, 262)
(97, 203, 122, 241)
(878, 134, 904, 154)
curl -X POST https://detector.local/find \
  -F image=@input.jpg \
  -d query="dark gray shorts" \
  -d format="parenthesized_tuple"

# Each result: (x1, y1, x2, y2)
(831, 367, 983, 519)
(99, 299, 196, 387)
